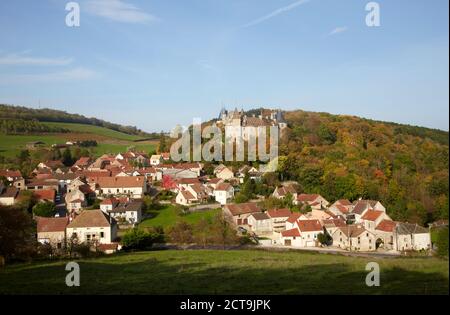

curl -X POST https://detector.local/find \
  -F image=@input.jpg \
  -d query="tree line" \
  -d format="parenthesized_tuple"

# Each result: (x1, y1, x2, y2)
(0, 119, 70, 134)
(278, 110, 449, 226)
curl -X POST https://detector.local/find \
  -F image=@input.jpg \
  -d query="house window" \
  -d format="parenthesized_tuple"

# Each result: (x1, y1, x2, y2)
(100, 232, 104, 238)
(358, 237, 361, 244)
(57, 242, 62, 249)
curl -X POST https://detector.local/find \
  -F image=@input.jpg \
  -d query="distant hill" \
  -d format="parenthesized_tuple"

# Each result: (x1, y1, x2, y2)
(0, 104, 159, 159)
(0, 104, 157, 138)
(277, 109, 449, 225)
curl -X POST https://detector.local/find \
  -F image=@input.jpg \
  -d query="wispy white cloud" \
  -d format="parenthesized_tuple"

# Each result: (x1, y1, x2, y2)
(241, 0, 310, 28)
(329, 26, 348, 36)
(0, 52, 73, 66)
(84, 0, 159, 24)
(0, 67, 98, 85)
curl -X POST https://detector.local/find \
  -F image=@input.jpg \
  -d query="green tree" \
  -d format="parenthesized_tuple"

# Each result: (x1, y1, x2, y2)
(0, 205, 36, 262)
(121, 228, 161, 250)
(32, 202, 55, 217)
(62, 148, 73, 166)
(318, 124, 337, 144)
(158, 131, 167, 153)
(317, 233, 330, 246)
(435, 227, 449, 258)
(17, 150, 30, 164)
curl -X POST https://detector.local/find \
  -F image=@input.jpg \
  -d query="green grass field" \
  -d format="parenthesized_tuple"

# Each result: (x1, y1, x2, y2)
(42, 122, 143, 141)
(0, 134, 65, 157)
(139, 205, 221, 229)
(0, 122, 157, 158)
(0, 250, 447, 294)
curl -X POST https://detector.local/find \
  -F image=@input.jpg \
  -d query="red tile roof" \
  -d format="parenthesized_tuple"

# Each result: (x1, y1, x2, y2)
(286, 213, 303, 223)
(101, 197, 117, 205)
(267, 208, 292, 218)
(78, 184, 94, 195)
(0, 169, 22, 178)
(336, 199, 352, 206)
(338, 225, 368, 237)
(281, 228, 301, 237)
(275, 185, 296, 197)
(361, 210, 384, 222)
(215, 183, 232, 191)
(95, 176, 145, 188)
(32, 189, 56, 202)
(225, 202, 261, 216)
(36, 216, 68, 233)
(297, 194, 320, 202)
(180, 190, 196, 200)
(83, 170, 112, 178)
(297, 219, 322, 232)
(74, 157, 91, 167)
(376, 219, 397, 232)
(322, 218, 346, 228)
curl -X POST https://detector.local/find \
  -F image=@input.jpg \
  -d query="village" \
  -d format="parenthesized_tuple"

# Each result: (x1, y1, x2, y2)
(0, 108, 436, 256)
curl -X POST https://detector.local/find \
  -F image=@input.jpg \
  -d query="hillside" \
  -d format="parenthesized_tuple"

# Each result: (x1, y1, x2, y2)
(0, 105, 159, 159)
(0, 250, 447, 294)
(0, 104, 157, 138)
(277, 109, 449, 225)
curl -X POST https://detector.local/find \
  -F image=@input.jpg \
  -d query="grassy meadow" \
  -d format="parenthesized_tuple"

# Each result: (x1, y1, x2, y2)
(0, 122, 157, 158)
(139, 205, 221, 229)
(0, 249, 448, 294)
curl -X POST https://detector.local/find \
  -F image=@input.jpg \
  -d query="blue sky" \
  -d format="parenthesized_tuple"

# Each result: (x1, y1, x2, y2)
(0, 0, 448, 132)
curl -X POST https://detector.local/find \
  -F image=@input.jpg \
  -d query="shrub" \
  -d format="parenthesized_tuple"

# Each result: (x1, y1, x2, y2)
(167, 221, 194, 244)
(32, 202, 55, 217)
(317, 232, 332, 246)
(122, 228, 160, 250)
(435, 227, 449, 258)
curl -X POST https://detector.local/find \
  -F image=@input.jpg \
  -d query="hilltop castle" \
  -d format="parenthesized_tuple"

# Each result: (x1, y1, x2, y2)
(217, 108, 287, 130)
(215, 107, 287, 141)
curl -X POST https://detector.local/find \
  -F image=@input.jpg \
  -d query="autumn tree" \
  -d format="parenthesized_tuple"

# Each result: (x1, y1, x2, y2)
(0, 205, 36, 262)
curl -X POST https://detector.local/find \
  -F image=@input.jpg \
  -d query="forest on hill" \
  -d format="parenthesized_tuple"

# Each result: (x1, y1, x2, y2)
(0, 119, 70, 135)
(278, 110, 449, 225)
(0, 104, 156, 138)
